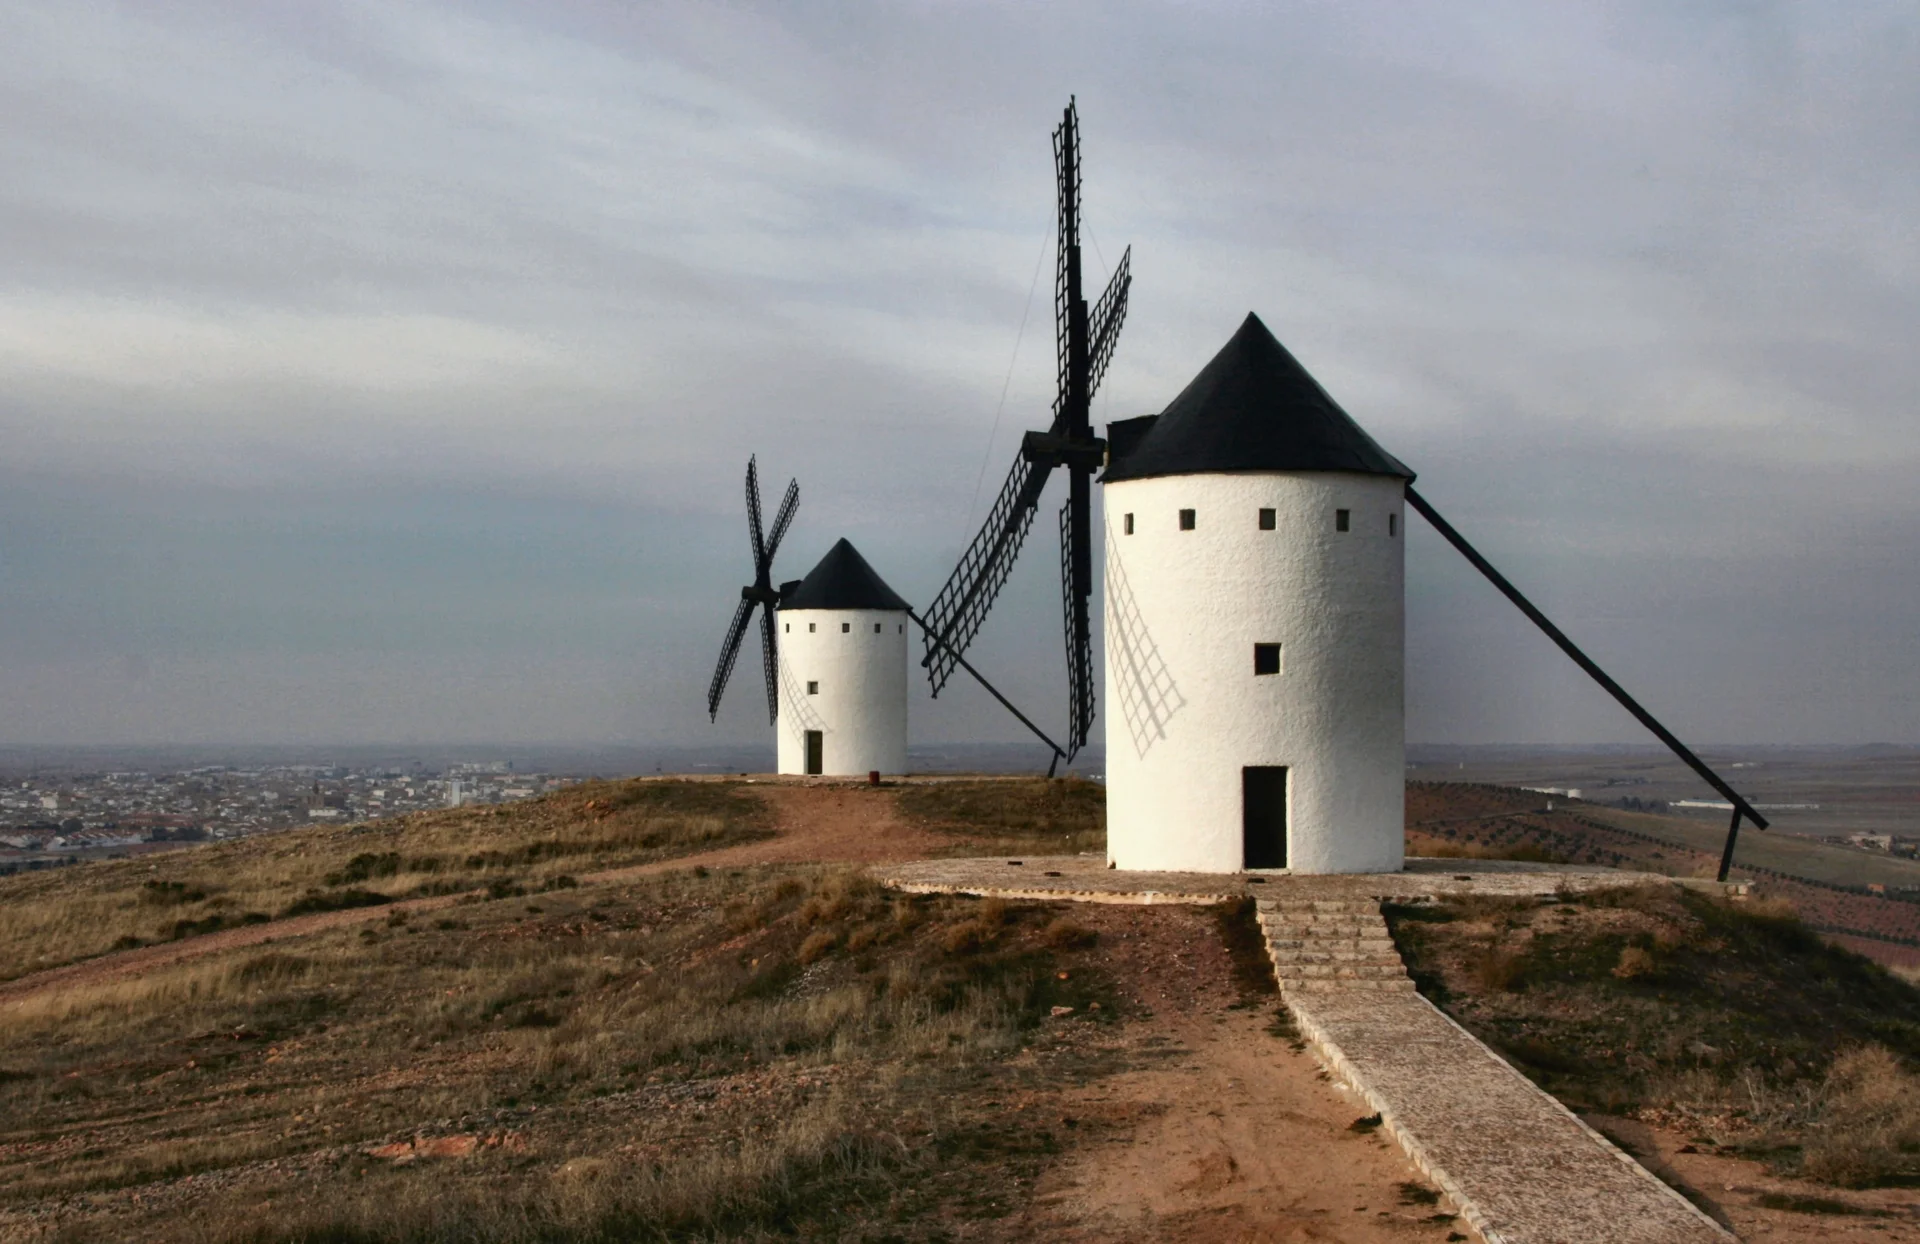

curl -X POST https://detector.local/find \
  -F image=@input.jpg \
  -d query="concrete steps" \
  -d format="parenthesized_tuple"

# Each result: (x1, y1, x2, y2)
(1256, 899, 1416, 993)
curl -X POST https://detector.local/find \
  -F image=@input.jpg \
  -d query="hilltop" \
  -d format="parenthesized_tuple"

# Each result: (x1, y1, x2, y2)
(6, 777, 1920, 1240)
(1, 778, 1446, 1243)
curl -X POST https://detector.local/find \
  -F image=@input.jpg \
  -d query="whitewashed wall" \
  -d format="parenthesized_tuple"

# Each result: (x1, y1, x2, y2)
(1103, 471, 1405, 873)
(775, 607, 909, 776)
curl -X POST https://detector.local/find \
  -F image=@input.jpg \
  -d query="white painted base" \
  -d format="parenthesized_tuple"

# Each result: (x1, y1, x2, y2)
(775, 607, 909, 776)
(1103, 471, 1405, 874)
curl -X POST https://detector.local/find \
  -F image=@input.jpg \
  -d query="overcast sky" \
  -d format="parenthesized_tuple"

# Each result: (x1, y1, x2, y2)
(1, 1, 1915, 750)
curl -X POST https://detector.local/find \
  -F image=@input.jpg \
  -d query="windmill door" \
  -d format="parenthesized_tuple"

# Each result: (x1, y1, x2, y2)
(1242, 767, 1287, 869)
(804, 731, 824, 776)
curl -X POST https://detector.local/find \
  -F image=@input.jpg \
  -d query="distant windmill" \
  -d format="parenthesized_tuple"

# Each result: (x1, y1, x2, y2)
(706, 456, 800, 726)
(920, 97, 1131, 762)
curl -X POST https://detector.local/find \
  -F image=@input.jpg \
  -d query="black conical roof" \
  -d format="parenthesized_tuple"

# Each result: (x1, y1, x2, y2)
(779, 538, 910, 611)
(1103, 312, 1414, 483)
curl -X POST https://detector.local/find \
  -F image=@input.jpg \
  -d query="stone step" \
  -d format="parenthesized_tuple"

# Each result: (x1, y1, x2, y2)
(1268, 948, 1400, 962)
(1264, 936, 1397, 953)
(1279, 962, 1411, 980)
(1260, 921, 1382, 939)
(1259, 906, 1380, 921)
(1261, 923, 1381, 939)
(1259, 909, 1384, 923)
(1257, 899, 1382, 914)
(1271, 952, 1407, 968)
(1282, 977, 1419, 993)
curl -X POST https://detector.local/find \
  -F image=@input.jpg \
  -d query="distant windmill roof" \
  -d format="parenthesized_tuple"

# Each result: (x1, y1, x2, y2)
(1103, 312, 1414, 483)
(779, 538, 910, 611)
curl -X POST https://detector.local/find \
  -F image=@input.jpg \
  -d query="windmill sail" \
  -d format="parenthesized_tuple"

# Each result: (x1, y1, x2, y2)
(706, 456, 799, 726)
(921, 98, 1130, 760)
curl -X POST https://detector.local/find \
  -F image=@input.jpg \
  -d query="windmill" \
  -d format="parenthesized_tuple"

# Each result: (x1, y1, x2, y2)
(920, 97, 1131, 762)
(1100, 312, 1770, 881)
(706, 456, 800, 726)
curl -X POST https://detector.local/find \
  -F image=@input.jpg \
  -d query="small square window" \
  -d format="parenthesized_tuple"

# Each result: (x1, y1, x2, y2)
(898, 624, 904, 633)
(1388, 513, 1397, 537)
(1254, 643, 1282, 676)
(841, 622, 850, 633)
(1123, 512, 1134, 535)
(873, 622, 881, 633)
(808, 622, 816, 633)
(806, 680, 819, 695)
(1335, 509, 1350, 532)
(784, 623, 789, 633)
(1258, 508, 1276, 530)
(1178, 508, 1196, 531)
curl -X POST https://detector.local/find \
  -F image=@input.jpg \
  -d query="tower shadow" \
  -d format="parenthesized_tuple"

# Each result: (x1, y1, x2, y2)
(1105, 517, 1185, 759)
(777, 653, 832, 745)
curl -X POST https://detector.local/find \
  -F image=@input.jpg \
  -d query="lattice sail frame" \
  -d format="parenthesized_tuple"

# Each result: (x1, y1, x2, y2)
(920, 99, 1130, 761)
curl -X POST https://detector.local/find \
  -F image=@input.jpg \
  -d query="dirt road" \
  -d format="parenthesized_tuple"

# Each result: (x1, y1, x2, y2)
(1014, 902, 1460, 1243)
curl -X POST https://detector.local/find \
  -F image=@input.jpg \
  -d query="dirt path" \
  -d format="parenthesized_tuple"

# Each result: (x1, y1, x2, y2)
(0, 783, 943, 1013)
(1017, 904, 1464, 1243)
(1592, 1114, 1920, 1241)
(0, 894, 472, 1011)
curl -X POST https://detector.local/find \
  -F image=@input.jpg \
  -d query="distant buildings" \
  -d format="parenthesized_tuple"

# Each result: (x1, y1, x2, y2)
(0, 763, 575, 865)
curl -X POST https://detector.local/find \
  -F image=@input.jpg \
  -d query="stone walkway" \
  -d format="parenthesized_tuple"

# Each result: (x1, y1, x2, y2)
(875, 856, 1740, 1243)
(1257, 897, 1731, 1243)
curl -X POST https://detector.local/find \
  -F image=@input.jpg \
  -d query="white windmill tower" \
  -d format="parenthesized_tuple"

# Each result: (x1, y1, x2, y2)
(774, 539, 910, 776)
(1101, 313, 1415, 874)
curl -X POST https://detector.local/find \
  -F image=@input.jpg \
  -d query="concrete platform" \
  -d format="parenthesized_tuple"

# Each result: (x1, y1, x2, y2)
(874, 853, 1741, 905)
(873, 856, 1740, 1243)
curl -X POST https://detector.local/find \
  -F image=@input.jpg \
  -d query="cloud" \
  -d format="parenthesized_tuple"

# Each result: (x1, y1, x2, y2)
(0, 0, 1915, 746)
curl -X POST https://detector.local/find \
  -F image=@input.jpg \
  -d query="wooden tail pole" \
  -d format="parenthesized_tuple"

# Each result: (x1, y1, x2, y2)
(1404, 487, 1767, 883)
(1718, 807, 1745, 885)
(908, 609, 1069, 773)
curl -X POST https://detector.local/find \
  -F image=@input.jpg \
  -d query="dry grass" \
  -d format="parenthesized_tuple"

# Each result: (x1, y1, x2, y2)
(0, 780, 769, 981)
(0, 846, 1116, 1241)
(1799, 1046, 1920, 1186)
(1385, 883, 1920, 1187)
(894, 777, 1104, 856)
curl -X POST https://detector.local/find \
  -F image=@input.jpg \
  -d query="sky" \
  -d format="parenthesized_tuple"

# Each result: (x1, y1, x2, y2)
(1, 0, 1916, 749)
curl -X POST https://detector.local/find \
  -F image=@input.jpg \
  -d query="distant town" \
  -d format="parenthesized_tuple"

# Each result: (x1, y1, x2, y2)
(0, 762, 581, 871)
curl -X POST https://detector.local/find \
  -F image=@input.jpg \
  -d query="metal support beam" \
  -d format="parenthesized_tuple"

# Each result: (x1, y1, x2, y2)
(1405, 487, 1767, 883)
(908, 609, 1068, 771)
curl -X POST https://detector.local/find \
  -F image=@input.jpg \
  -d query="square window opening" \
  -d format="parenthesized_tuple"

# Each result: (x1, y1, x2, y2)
(1123, 512, 1134, 535)
(784, 623, 789, 633)
(873, 622, 881, 633)
(1179, 508, 1196, 531)
(806, 680, 819, 695)
(1335, 508, 1350, 532)
(808, 622, 816, 633)
(841, 622, 850, 633)
(1389, 513, 1397, 537)
(1254, 643, 1282, 676)
(1258, 508, 1276, 530)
